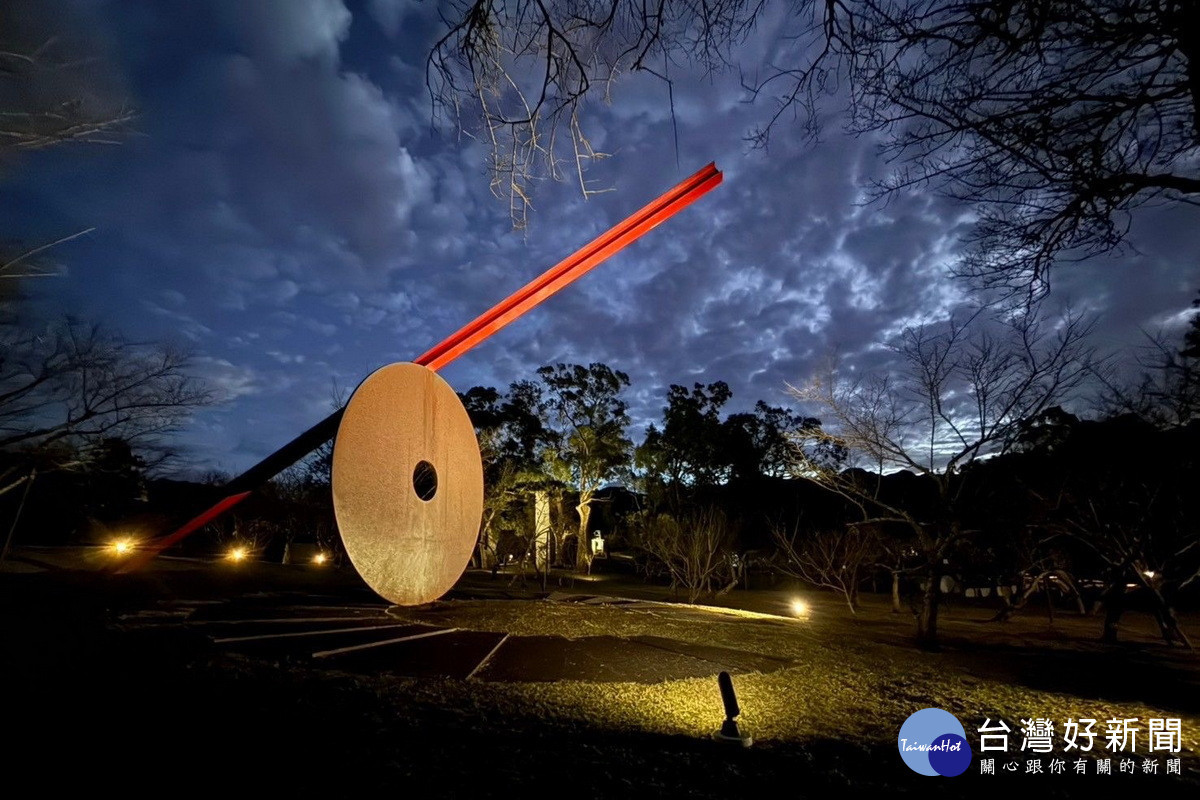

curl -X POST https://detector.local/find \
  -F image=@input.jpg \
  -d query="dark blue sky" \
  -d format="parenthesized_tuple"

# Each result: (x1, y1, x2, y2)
(4, 0, 1199, 476)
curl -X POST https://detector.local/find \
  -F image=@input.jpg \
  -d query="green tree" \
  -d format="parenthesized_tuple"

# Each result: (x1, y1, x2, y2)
(637, 381, 732, 497)
(460, 380, 557, 570)
(537, 362, 632, 571)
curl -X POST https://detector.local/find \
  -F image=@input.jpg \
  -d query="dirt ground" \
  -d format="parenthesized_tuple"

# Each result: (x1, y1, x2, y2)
(2, 548, 1198, 796)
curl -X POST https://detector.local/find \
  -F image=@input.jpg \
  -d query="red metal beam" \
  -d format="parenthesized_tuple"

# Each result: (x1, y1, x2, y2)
(415, 162, 722, 370)
(127, 163, 722, 568)
(129, 491, 251, 566)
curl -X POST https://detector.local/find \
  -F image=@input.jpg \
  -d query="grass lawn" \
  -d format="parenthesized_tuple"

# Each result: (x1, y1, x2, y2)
(387, 581, 1200, 759)
(2, 551, 1197, 795)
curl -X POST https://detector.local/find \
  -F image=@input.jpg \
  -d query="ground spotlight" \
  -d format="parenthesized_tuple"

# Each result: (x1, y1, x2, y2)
(227, 546, 248, 562)
(713, 671, 752, 747)
(790, 598, 809, 616)
(109, 538, 135, 556)
(312, 552, 328, 565)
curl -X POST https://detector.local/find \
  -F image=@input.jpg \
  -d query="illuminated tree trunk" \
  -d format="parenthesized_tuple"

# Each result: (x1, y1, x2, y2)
(575, 498, 592, 572)
(553, 491, 567, 566)
(478, 509, 498, 572)
(891, 570, 902, 613)
(533, 490, 551, 572)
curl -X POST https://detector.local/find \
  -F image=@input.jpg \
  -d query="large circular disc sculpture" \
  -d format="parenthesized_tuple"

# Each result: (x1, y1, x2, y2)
(332, 362, 483, 606)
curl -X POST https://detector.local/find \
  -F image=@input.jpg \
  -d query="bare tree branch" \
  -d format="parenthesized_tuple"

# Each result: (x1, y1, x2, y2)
(787, 308, 1099, 646)
(430, 1, 1200, 295)
(0, 318, 216, 470)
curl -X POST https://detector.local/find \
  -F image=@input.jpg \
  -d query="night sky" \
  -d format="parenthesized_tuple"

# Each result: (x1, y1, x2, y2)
(4, 0, 1199, 476)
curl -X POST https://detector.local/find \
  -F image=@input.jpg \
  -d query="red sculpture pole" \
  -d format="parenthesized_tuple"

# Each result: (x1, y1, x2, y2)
(127, 163, 722, 567)
(416, 163, 723, 370)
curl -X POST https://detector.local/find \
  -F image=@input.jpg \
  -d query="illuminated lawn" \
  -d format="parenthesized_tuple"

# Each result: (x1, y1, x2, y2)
(381, 593, 1200, 764)
(3, 557, 1198, 794)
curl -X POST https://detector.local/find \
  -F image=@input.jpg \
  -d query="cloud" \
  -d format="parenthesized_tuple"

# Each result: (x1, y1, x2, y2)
(220, 0, 352, 64)
(189, 356, 260, 400)
(4, 0, 1199, 474)
(366, 0, 406, 37)
(140, 299, 213, 341)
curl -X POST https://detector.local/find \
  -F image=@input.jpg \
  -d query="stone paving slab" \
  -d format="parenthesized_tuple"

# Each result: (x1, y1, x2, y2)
(216, 622, 438, 657)
(473, 634, 792, 684)
(129, 592, 799, 684)
(324, 629, 508, 679)
(629, 636, 793, 674)
(474, 635, 717, 683)
(186, 598, 388, 621)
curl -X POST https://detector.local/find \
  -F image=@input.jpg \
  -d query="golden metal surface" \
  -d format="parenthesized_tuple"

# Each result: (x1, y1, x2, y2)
(332, 363, 483, 605)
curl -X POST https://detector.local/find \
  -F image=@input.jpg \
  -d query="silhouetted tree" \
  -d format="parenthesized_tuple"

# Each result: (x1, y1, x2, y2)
(637, 381, 732, 499)
(0, 318, 213, 499)
(1019, 413, 1198, 647)
(1185, 290, 1200, 357)
(724, 401, 836, 481)
(1098, 289, 1200, 427)
(791, 310, 1097, 647)
(1, 9, 134, 291)
(772, 520, 876, 613)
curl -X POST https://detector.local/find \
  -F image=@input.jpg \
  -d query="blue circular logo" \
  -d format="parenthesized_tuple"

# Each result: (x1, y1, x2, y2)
(898, 708, 972, 776)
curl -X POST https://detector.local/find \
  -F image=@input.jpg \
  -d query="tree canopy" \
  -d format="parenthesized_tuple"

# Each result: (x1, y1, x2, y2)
(637, 381, 733, 488)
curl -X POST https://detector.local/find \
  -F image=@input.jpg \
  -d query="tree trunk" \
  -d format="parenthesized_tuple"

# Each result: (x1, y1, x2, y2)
(1053, 570, 1087, 615)
(0, 469, 35, 563)
(915, 567, 942, 650)
(1147, 585, 1193, 649)
(1100, 579, 1125, 643)
(575, 500, 592, 572)
(553, 492, 567, 566)
(533, 491, 551, 573)
(891, 570, 902, 613)
(476, 510, 497, 570)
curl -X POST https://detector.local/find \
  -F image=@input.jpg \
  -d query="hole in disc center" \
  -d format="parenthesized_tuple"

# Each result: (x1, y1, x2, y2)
(412, 460, 438, 501)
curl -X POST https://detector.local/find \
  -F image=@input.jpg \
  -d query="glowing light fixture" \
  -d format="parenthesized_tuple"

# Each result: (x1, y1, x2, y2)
(1143, 570, 1156, 579)
(109, 538, 134, 556)
(790, 598, 810, 616)
(227, 546, 248, 562)
(312, 552, 328, 565)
